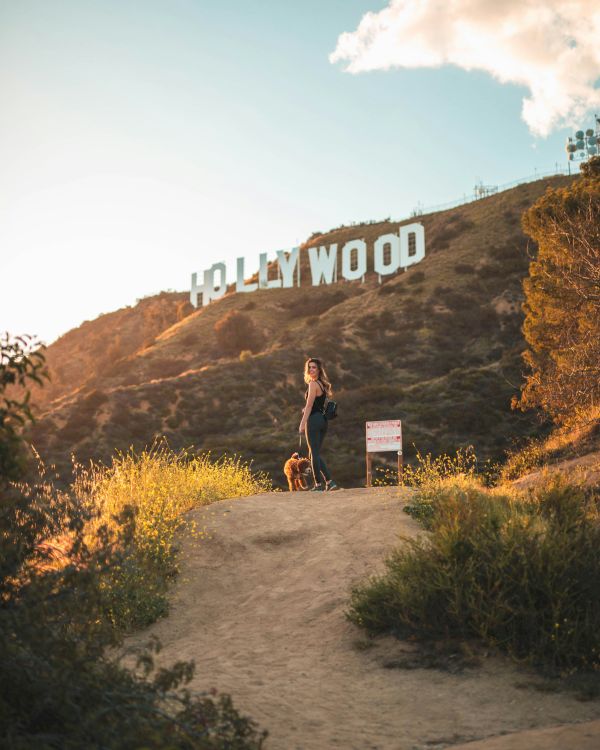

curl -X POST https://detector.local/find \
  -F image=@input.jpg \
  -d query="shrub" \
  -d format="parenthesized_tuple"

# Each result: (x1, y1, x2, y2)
(500, 436, 547, 481)
(72, 438, 271, 629)
(349, 468, 600, 672)
(146, 357, 189, 379)
(214, 311, 263, 356)
(283, 290, 347, 317)
(1, 461, 268, 749)
(0, 333, 49, 483)
(82, 388, 109, 410)
(407, 270, 425, 284)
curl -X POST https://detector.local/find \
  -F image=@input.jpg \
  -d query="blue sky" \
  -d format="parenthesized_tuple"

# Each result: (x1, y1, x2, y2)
(0, 0, 595, 344)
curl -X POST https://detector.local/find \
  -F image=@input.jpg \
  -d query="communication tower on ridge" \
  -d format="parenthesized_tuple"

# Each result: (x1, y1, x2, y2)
(565, 115, 600, 173)
(473, 181, 498, 199)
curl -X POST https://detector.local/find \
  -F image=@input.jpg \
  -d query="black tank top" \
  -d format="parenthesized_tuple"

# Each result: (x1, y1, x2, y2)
(306, 380, 326, 415)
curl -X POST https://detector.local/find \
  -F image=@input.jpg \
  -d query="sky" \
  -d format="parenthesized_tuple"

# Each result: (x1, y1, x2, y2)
(1, 0, 598, 345)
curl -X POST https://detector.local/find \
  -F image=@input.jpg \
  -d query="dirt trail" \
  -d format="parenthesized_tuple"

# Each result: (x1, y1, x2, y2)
(129, 487, 600, 750)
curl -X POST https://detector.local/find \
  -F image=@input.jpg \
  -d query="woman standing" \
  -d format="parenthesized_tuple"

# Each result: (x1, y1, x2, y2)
(298, 357, 339, 492)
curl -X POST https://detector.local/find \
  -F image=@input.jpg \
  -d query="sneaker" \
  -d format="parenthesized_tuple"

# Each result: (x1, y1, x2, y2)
(310, 484, 325, 492)
(326, 480, 339, 491)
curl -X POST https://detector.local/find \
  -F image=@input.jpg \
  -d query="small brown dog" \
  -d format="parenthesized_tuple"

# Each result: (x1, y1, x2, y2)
(284, 452, 312, 491)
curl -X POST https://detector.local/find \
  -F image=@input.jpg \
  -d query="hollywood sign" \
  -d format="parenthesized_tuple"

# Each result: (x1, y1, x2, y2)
(190, 222, 425, 307)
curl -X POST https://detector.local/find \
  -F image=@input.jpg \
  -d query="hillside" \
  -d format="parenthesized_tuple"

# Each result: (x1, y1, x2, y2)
(126, 487, 600, 750)
(22, 174, 583, 488)
(25, 291, 194, 412)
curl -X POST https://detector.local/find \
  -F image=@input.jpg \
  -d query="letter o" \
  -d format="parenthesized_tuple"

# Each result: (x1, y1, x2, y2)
(342, 240, 367, 281)
(374, 234, 400, 276)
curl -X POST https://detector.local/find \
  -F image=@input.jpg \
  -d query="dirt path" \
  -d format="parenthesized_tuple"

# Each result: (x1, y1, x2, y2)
(129, 487, 600, 750)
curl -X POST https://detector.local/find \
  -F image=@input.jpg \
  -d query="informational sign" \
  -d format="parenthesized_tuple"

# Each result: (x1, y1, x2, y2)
(190, 222, 426, 307)
(365, 419, 403, 487)
(366, 420, 402, 453)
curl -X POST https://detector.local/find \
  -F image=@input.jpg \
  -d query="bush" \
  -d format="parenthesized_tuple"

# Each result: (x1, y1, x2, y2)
(1, 333, 49, 483)
(214, 311, 263, 356)
(500, 437, 547, 481)
(1, 461, 268, 748)
(73, 438, 272, 630)
(407, 270, 425, 284)
(0, 334, 268, 748)
(349, 469, 600, 672)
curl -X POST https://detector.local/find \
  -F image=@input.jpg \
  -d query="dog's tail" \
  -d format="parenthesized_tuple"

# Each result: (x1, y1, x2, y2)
(291, 452, 299, 459)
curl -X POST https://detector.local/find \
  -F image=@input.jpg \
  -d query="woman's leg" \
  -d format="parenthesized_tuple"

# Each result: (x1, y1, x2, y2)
(306, 414, 325, 485)
(317, 418, 331, 482)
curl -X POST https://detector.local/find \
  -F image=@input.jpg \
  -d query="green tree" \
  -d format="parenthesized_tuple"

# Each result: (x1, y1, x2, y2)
(514, 156, 600, 423)
(0, 332, 49, 485)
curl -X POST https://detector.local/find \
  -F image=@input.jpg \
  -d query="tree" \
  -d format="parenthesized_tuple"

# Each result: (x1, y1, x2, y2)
(514, 156, 600, 423)
(0, 333, 49, 485)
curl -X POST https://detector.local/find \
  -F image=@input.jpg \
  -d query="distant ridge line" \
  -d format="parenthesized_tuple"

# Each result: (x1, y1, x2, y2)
(332, 166, 573, 233)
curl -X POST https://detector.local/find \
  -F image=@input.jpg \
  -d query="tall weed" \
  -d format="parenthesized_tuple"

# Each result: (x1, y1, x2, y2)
(73, 438, 271, 629)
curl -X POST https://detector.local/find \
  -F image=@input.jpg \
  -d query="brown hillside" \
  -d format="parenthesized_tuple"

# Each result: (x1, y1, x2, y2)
(23, 174, 581, 488)
(22, 291, 194, 413)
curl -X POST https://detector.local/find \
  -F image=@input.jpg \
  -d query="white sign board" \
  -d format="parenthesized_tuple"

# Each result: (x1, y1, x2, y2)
(366, 420, 402, 453)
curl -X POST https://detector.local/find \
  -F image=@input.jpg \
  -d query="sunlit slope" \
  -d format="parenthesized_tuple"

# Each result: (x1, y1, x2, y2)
(25, 174, 578, 487)
(24, 291, 194, 413)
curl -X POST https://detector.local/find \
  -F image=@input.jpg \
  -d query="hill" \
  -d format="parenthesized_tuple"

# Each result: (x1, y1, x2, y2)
(22, 174, 582, 488)
(125, 487, 600, 749)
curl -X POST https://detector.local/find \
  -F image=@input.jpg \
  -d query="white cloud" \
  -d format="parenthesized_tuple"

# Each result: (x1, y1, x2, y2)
(329, 0, 600, 137)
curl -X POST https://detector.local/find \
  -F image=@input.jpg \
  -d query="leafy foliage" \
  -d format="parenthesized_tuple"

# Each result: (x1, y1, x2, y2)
(350, 469, 600, 673)
(73, 439, 272, 629)
(0, 336, 267, 749)
(0, 333, 49, 485)
(515, 156, 600, 423)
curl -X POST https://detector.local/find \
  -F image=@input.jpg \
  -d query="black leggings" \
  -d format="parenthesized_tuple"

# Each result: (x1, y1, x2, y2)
(305, 412, 331, 484)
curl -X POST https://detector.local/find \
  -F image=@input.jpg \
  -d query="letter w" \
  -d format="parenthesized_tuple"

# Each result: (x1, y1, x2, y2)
(308, 244, 337, 286)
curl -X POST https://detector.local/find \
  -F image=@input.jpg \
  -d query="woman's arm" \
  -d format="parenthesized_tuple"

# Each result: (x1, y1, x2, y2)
(299, 380, 318, 433)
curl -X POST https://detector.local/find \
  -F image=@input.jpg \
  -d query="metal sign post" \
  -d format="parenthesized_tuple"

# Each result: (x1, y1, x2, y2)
(365, 419, 403, 487)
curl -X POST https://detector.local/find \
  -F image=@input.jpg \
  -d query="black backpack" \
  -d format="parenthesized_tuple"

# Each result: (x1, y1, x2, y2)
(323, 399, 338, 420)
(317, 380, 337, 420)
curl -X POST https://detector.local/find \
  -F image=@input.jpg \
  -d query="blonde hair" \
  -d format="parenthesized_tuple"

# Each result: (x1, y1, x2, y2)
(303, 357, 333, 397)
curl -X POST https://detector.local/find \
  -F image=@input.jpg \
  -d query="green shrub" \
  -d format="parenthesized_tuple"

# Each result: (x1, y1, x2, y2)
(73, 438, 272, 630)
(0, 333, 49, 483)
(1, 464, 268, 749)
(349, 471, 600, 672)
(500, 436, 547, 481)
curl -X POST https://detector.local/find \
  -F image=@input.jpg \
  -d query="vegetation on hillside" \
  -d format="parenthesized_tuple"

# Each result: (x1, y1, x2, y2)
(75, 440, 271, 629)
(214, 310, 264, 356)
(515, 156, 600, 425)
(0, 333, 49, 484)
(20, 175, 577, 488)
(349, 453, 600, 677)
(1, 336, 267, 749)
(502, 156, 600, 480)
(348, 164, 600, 681)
